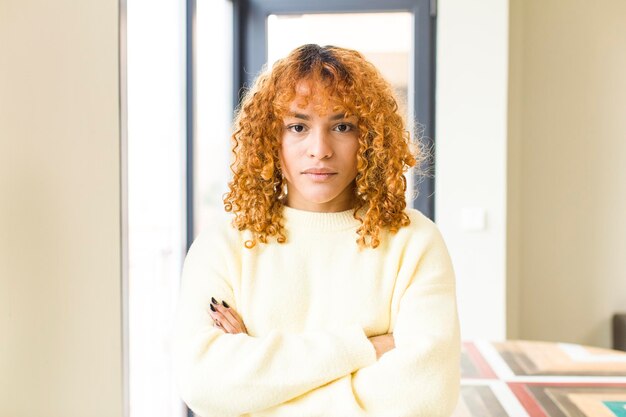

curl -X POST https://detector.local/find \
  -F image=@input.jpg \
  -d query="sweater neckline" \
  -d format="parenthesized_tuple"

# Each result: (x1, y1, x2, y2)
(281, 205, 360, 231)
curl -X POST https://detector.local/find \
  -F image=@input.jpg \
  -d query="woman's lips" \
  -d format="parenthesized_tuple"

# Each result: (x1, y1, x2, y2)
(302, 172, 337, 181)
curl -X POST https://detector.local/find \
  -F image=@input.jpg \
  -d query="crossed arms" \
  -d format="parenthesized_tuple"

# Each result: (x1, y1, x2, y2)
(171, 230, 461, 417)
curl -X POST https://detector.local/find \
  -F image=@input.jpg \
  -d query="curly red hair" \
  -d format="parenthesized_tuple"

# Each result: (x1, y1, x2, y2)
(224, 44, 421, 249)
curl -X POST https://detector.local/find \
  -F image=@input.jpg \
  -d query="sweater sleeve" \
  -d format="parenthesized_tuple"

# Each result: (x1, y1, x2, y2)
(251, 224, 461, 417)
(171, 225, 377, 417)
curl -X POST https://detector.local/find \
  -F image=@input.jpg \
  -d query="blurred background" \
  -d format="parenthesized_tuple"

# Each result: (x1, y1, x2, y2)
(1, 0, 625, 416)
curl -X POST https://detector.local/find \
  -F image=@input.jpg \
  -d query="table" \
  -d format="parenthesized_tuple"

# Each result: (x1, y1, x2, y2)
(453, 340, 626, 417)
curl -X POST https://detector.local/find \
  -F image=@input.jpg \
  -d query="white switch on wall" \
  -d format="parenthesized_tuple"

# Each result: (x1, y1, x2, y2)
(460, 207, 487, 231)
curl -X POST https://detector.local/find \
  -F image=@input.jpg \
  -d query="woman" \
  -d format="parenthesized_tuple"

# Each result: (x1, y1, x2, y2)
(172, 44, 461, 417)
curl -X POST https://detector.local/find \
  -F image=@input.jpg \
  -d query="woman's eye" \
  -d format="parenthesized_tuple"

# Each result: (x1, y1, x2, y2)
(334, 123, 353, 133)
(288, 124, 305, 133)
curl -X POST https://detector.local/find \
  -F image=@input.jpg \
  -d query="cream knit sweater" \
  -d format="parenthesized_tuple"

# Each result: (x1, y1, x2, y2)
(172, 206, 461, 417)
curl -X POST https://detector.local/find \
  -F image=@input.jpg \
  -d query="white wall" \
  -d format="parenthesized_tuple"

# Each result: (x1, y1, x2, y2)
(0, 0, 124, 416)
(436, 0, 511, 341)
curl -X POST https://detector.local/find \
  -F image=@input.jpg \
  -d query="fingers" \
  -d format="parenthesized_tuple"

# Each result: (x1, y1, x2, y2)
(208, 305, 226, 331)
(221, 305, 248, 333)
(214, 310, 238, 333)
(208, 298, 247, 334)
(216, 304, 242, 331)
(367, 333, 396, 359)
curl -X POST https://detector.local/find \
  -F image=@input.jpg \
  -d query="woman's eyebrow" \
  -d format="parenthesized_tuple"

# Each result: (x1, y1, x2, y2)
(288, 112, 310, 120)
(286, 112, 352, 120)
(330, 113, 349, 121)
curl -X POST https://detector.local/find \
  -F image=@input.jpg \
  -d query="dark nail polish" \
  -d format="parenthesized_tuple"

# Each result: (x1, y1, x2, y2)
(209, 304, 216, 312)
(222, 300, 230, 308)
(211, 297, 218, 305)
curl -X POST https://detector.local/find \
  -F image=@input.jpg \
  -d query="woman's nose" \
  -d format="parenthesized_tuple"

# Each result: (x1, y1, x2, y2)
(307, 129, 333, 159)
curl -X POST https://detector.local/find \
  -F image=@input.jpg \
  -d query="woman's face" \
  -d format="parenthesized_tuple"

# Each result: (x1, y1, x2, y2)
(279, 81, 360, 212)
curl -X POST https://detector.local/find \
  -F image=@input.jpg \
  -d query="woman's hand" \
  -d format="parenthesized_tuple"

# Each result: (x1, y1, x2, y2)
(208, 297, 248, 334)
(368, 333, 395, 359)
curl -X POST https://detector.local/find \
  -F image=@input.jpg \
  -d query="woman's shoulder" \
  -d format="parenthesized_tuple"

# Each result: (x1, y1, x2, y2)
(386, 208, 448, 250)
(191, 208, 245, 252)
(401, 208, 440, 235)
